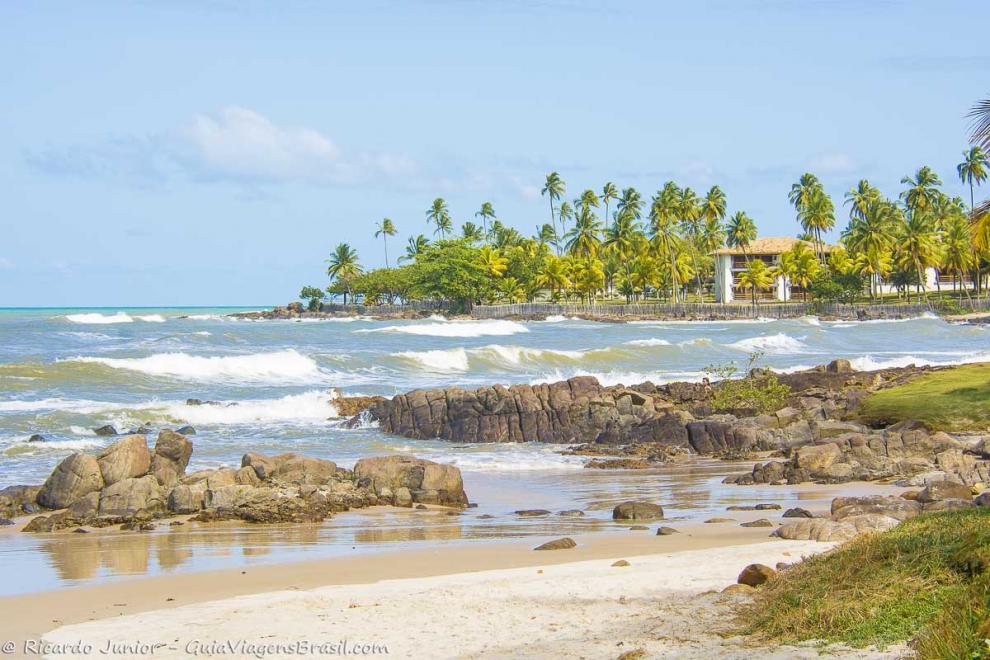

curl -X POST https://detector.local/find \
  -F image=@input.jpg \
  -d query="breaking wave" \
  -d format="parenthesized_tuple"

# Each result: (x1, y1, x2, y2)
(63, 312, 134, 324)
(65, 350, 323, 383)
(357, 319, 529, 338)
(726, 333, 808, 355)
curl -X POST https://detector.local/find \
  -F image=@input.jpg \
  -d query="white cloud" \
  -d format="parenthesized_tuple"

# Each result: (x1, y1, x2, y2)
(806, 151, 859, 175)
(176, 107, 417, 185)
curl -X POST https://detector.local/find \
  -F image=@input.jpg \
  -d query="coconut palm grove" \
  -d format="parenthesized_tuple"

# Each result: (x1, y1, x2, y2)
(308, 99, 990, 313)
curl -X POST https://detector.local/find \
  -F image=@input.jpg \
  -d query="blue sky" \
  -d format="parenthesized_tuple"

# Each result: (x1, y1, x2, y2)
(1, 1, 988, 306)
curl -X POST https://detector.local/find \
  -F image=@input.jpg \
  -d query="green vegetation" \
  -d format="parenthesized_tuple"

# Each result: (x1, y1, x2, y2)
(859, 362, 990, 431)
(307, 98, 990, 309)
(705, 352, 790, 414)
(739, 509, 990, 657)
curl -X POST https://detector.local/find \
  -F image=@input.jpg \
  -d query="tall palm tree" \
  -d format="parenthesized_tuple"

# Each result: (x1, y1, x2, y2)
(895, 209, 942, 299)
(475, 202, 496, 243)
(842, 196, 899, 297)
(844, 180, 881, 222)
(789, 173, 833, 260)
(726, 211, 757, 260)
(601, 182, 619, 231)
(542, 172, 565, 253)
(942, 212, 975, 296)
(577, 189, 600, 216)
(535, 256, 571, 301)
(790, 243, 820, 301)
(677, 187, 706, 299)
(648, 182, 684, 302)
(426, 198, 451, 239)
(900, 166, 943, 215)
(400, 234, 429, 263)
(616, 187, 644, 220)
(564, 208, 604, 258)
(374, 218, 396, 268)
(557, 201, 574, 239)
(957, 147, 989, 212)
(461, 221, 483, 242)
(325, 243, 362, 305)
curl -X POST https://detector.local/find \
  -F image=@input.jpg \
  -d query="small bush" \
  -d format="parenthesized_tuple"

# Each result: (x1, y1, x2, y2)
(705, 352, 790, 415)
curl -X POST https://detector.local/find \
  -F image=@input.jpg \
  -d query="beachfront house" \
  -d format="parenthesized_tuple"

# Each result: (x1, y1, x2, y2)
(713, 237, 828, 303)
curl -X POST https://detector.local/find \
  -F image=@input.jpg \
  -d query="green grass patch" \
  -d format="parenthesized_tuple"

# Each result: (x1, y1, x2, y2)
(858, 362, 990, 431)
(737, 509, 990, 657)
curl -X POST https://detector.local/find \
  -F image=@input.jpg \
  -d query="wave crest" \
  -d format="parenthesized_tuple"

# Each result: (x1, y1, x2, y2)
(66, 349, 322, 383)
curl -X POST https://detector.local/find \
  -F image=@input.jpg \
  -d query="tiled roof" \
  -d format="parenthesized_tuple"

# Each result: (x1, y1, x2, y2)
(714, 236, 831, 256)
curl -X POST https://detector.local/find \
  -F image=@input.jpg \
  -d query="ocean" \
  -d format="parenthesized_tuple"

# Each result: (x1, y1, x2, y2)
(0, 307, 986, 593)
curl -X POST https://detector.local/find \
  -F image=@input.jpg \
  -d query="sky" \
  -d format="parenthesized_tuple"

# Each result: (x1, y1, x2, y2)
(1, 0, 988, 306)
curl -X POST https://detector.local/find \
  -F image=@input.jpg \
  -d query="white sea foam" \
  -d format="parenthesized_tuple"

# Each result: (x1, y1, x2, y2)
(357, 320, 529, 338)
(69, 426, 97, 436)
(629, 317, 775, 326)
(135, 314, 166, 323)
(6, 438, 104, 453)
(625, 338, 672, 347)
(726, 333, 808, 355)
(393, 348, 470, 372)
(850, 351, 990, 371)
(414, 447, 586, 472)
(162, 390, 338, 424)
(67, 349, 323, 383)
(64, 312, 134, 324)
(530, 369, 706, 387)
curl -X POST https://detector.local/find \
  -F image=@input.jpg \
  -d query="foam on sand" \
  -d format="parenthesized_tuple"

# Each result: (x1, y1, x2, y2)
(67, 349, 323, 383)
(358, 319, 529, 338)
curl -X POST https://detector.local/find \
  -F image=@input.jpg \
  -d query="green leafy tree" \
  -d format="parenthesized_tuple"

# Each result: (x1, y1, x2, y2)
(325, 243, 362, 304)
(400, 234, 430, 263)
(726, 211, 757, 260)
(541, 172, 565, 252)
(426, 198, 451, 239)
(737, 258, 774, 306)
(957, 146, 989, 212)
(475, 202, 496, 243)
(299, 285, 326, 311)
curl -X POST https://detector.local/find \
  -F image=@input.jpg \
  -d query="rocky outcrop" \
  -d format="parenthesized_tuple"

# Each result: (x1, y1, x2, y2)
(727, 422, 990, 487)
(612, 501, 664, 521)
(353, 455, 468, 507)
(19, 433, 468, 532)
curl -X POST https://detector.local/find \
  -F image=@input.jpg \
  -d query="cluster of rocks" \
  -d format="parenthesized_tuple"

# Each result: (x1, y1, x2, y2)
(726, 419, 990, 488)
(2, 432, 468, 533)
(228, 303, 438, 321)
(354, 362, 987, 482)
(774, 484, 980, 543)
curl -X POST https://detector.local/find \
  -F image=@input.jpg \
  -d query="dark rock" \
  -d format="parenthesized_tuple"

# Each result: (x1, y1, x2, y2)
(415, 504, 428, 510)
(0, 518, 14, 526)
(515, 509, 551, 517)
(656, 526, 679, 535)
(93, 425, 118, 436)
(534, 537, 576, 551)
(175, 426, 197, 436)
(72, 527, 89, 534)
(738, 563, 777, 587)
(612, 501, 664, 521)
(628, 525, 649, 530)
(740, 519, 774, 528)
(612, 560, 631, 567)
(782, 507, 814, 518)
(754, 503, 781, 510)
(826, 359, 853, 374)
(558, 509, 584, 517)
(28, 434, 45, 443)
(705, 517, 736, 523)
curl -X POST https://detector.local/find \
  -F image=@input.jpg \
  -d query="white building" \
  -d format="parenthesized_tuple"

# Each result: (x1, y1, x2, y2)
(713, 237, 825, 303)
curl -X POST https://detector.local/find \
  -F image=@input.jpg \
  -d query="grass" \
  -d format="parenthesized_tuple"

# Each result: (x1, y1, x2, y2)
(737, 509, 990, 658)
(858, 362, 990, 431)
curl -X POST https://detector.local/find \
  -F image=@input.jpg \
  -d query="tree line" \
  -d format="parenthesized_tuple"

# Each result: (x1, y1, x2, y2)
(301, 100, 990, 311)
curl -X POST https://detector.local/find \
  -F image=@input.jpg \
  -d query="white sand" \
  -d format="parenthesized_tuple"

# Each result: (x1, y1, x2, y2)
(42, 540, 903, 659)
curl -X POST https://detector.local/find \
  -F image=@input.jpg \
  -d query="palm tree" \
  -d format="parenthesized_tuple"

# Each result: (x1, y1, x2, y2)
(844, 180, 881, 222)
(461, 221, 483, 242)
(564, 208, 604, 258)
(557, 201, 574, 239)
(475, 202, 496, 243)
(648, 182, 684, 302)
(374, 218, 397, 268)
(535, 256, 571, 301)
(325, 243, 362, 305)
(617, 187, 644, 220)
(476, 245, 508, 278)
(677, 187, 706, 299)
(737, 259, 773, 306)
(542, 172, 565, 253)
(601, 182, 619, 231)
(577, 189, 600, 216)
(900, 166, 943, 215)
(789, 173, 834, 260)
(536, 223, 557, 248)
(400, 234, 429, 263)
(726, 211, 757, 260)
(957, 147, 989, 212)
(896, 209, 942, 299)
(426, 198, 451, 239)
(942, 212, 975, 296)
(843, 196, 899, 298)
(790, 243, 820, 301)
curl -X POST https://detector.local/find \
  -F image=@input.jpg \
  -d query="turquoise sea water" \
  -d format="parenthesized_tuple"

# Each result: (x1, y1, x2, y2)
(0, 307, 987, 593)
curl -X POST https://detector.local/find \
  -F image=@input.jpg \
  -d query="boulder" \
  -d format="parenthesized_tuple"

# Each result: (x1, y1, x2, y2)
(242, 452, 338, 485)
(923, 499, 976, 513)
(97, 435, 151, 487)
(353, 455, 467, 507)
(916, 480, 973, 503)
(774, 513, 900, 543)
(98, 475, 164, 516)
(975, 491, 990, 507)
(175, 426, 196, 435)
(782, 507, 814, 518)
(656, 526, 679, 535)
(794, 443, 842, 471)
(830, 495, 922, 522)
(67, 491, 99, 519)
(826, 359, 853, 374)
(28, 434, 45, 443)
(534, 537, 576, 551)
(150, 430, 193, 487)
(738, 564, 776, 587)
(93, 425, 118, 436)
(740, 519, 773, 528)
(167, 484, 207, 514)
(515, 509, 551, 517)
(612, 501, 664, 521)
(37, 453, 104, 509)
(0, 485, 42, 519)
(204, 485, 258, 510)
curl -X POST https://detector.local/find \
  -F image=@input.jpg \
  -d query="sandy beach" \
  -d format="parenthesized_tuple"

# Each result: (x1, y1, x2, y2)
(31, 535, 906, 659)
